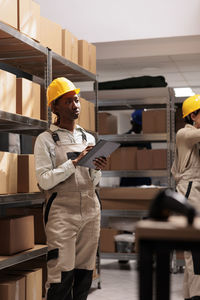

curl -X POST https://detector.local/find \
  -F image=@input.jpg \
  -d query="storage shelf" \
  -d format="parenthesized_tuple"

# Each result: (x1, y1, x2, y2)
(101, 209, 147, 218)
(102, 170, 168, 177)
(81, 87, 171, 110)
(52, 52, 96, 82)
(101, 252, 137, 260)
(0, 110, 48, 135)
(0, 21, 97, 82)
(0, 244, 48, 270)
(0, 193, 45, 209)
(0, 21, 47, 78)
(98, 133, 168, 143)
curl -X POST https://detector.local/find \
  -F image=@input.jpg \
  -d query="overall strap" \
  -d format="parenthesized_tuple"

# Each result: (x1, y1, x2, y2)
(79, 128, 87, 143)
(47, 129, 60, 144)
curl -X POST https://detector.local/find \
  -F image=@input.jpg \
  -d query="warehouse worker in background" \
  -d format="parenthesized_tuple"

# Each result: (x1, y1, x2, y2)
(34, 77, 107, 300)
(120, 109, 151, 186)
(171, 95, 200, 300)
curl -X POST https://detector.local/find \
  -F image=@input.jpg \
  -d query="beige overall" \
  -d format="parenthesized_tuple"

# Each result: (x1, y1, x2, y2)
(43, 131, 101, 299)
(172, 124, 200, 299)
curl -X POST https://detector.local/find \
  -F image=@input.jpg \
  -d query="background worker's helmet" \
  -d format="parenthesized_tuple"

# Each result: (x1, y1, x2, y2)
(131, 109, 143, 125)
(47, 77, 80, 106)
(182, 95, 200, 118)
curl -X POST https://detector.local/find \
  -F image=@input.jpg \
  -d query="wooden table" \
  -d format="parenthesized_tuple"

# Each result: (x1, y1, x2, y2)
(136, 216, 200, 300)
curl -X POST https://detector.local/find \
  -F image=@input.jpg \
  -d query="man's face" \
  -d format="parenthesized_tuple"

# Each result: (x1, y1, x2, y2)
(55, 92, 81, 120)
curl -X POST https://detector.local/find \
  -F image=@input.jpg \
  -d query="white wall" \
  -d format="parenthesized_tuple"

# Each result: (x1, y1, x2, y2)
(35, 0, 200, 43)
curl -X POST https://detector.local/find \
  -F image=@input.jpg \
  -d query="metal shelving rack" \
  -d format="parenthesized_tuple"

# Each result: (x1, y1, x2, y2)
(82, 86, 175, 261)
(0, 21, 98, 274)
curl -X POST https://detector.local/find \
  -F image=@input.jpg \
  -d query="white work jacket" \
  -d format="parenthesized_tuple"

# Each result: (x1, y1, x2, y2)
(34, 124, 101, 191)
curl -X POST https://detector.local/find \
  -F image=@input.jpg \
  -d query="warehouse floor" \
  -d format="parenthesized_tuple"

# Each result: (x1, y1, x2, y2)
(89, 259, 184, 300)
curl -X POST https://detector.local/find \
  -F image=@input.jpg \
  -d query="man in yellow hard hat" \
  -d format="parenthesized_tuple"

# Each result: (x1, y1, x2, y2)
(172, 94, 200, 300)
(34, 77, 107, 300)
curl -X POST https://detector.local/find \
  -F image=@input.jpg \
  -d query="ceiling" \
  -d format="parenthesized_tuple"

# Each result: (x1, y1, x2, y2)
(35, 0, 200, 92)
(94, 36, 200, 93)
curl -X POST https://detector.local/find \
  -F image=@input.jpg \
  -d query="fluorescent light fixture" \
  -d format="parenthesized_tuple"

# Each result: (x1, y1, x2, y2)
(174, 87, 195, 97)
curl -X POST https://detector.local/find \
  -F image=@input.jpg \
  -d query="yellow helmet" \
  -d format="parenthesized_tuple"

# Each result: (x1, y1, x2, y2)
(182, 95, 200, 118)
(47, 77, 80, 106)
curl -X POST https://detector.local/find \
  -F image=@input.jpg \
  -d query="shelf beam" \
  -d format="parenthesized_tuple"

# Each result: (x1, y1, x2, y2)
(102, 170, 168, 177)
(98, 133, 168, 143)
(0, 245, 47, 270)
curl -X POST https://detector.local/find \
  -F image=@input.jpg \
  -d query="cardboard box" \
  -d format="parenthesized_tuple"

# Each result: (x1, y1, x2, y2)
(18, 0, 40, 41)
(12, 269, 42, 300)
(152, 149, 167, 169)
(78, 40, 89, 70)
(77, 97, 95, 132)
(102, 155, 110, 170)
(110, 147, 137, 170)
(100, 228, 119, 252)
(7, 207, 46, 245)
(137, 149, 167, 170)
(88, 43, 96, 74)
(100, 187, 165, 210)
(137, 148, 152, 170)
(18, 154, 39, 193)
(40, 16, 62, 55)
(142, 109, 166, 133)
(98, 112, 117, 134)
(0, 70, 16, 114)
(0, 0, 17, 29)
(16, 78, 41, 119)
(77, 97, 90, 130)
(62, 29, 78, 64)
(0, 215, 34, 255)
(7, 257, 47, 297)
(0, 276, 25, 300)
(0, 152, 17, 194)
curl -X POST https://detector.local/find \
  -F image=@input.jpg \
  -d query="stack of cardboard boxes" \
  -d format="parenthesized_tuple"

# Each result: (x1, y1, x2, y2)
(0, 0, 96, 74)
(0, 268, 43, 300)
(98, 110, 167, 171)
(0, 70, 96, 130)
(98, 109, 168, 253)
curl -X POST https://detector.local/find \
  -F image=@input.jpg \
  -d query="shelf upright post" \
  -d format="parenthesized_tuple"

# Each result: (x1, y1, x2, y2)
(94, 79, 99, 133)
(46, 48, 53, 128)
(166, 88, 171, 188)
(169, 87, 176, 190)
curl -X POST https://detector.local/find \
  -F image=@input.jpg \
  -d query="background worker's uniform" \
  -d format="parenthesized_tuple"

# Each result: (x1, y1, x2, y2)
(171, 124, 200, 299)
(34, 124, 101, 300)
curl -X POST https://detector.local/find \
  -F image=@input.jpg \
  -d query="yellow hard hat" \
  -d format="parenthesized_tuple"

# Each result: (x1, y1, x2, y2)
(182, 95, 200, 118)
(47, 77, 80, 106)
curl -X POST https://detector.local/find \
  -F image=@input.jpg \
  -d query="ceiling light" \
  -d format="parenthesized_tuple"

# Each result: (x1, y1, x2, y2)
(174, 87, 195, 97)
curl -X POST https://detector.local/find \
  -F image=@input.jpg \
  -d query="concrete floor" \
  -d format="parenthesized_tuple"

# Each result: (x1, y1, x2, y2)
(89, 259, 184, 300)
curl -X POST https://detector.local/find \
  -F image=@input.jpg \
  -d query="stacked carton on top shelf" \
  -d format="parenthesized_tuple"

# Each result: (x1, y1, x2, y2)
(40, 15, 62, 56)
(0, 0, 18, 29)
(78, 40, 96, 74)
(18, 0, 40, 41)
(62, 29, 78, 64)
